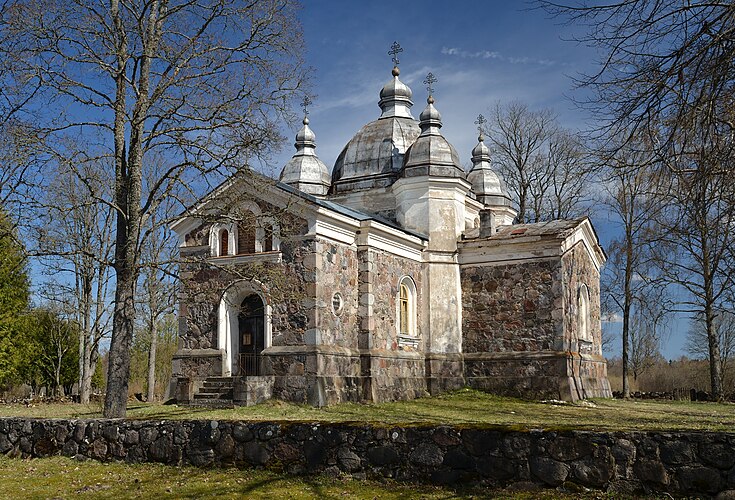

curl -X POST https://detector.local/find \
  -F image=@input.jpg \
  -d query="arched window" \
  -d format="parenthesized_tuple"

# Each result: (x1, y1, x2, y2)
(399, 283, 409, 334)
(397, 276, 417, 337)
(209, 223, 234, 257)
(262, 222, 273, 252)
(237, 222, 256, 254)
(220, 229, 229, 256)
(578, 284, 591, 342)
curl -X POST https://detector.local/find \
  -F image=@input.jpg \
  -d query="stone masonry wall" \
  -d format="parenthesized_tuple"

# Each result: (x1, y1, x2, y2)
(2, 417, 734, 497)
(369, 250, 423, 351)
(179, 210, 312, 351)
(461, 259, 562, 354)
(314, 239, 359, 348)
(562, 241, 603, 353)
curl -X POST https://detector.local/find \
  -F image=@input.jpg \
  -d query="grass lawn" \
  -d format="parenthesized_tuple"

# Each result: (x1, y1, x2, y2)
(1, 389, 734, 432)
(0, 455, 641, 499)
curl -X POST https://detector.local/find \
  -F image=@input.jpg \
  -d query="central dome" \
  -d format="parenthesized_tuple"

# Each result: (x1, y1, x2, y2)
(331, 67, 420, 193)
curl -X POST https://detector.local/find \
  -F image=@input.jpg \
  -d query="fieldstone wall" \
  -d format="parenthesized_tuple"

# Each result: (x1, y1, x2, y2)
(368, 249, 423, 351)
(2, 417, 734, 497)
(314, 239, 359, 347)
(357, 247, 426, 403)
(562, 241, 602, 353)
(461, 260, 561, 354)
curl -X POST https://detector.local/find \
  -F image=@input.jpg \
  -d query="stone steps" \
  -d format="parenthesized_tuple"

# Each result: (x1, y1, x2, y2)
(191, 377, 235, 406)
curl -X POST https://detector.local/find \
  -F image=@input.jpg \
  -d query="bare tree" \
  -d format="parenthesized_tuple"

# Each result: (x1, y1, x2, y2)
(34, 161, 115, 404)
(533, 128, 593, 221)
(137, 187, 177, 403)
(651, 153, 735, 400)
(486, 101, 592, 223)
(486, 101, 555, 223)
(686, 310, 735, 393)
(540, 1, 735, 157)
(1, 0, 306, 417)
(544, 0, 735, 401)
(601, 136, 666, 397)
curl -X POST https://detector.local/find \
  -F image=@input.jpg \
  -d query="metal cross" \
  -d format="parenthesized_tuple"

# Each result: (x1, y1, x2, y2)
(388, 41, 403, 66)
(424, 72, 438, 96)
(301, 96, 312, 116)
(474, 114, 487, 135)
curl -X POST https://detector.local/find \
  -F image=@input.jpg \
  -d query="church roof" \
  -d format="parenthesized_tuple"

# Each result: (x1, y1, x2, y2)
(279, 115, 331, 196)
(402, 92, 464, 179)
(490, 219, 591, 240)
(330, 65, 420, 193)
(276, 181, 428, 240)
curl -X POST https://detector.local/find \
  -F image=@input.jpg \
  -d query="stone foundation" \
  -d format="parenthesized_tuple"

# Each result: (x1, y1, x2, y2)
(233, 376, 274, 406)
(464, 351, 612, 401)
(2, 417, 734, 496)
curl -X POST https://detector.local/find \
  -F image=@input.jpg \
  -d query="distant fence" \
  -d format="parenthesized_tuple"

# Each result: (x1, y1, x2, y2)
(612, 388, 728, 401)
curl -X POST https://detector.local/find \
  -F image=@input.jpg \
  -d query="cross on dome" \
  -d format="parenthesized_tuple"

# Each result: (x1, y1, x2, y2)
(301, 95, 312, 116)
(475, 114, 487, 140)
(388, 41, 403, 66)
(474, 114, 486, 133)
(424, 72, 437, 95)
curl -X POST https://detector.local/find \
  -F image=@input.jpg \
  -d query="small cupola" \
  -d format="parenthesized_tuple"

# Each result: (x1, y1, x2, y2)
(279, 97, 330, 196)
(467, 115, 512, 207)
(402, 73, 464, 179)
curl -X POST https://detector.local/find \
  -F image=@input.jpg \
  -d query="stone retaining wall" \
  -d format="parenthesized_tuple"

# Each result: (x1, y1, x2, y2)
(1, 417, 734, 497)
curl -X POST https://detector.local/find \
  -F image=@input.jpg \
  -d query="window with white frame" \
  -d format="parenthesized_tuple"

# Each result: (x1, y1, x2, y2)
(578, 284, 591, 342)
(397, 276, 417, 336)
(259, 216, 281, 252)
(210, 224, 235, 257)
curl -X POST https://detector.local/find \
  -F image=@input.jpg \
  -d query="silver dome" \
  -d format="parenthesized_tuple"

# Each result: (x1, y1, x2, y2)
(402, 97, 464, 178)
(280, 116, 331, 196)
(467, 133, 512, 207)
(331, 68, 420, 193)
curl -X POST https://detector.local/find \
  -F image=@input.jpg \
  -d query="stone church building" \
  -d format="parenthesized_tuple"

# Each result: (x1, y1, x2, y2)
(170, 60, 612, 406)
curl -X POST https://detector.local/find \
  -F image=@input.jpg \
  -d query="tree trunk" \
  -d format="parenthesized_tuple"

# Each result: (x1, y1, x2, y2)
(705, 302, 724, 400)
(622, 213, 633, 398)
(147, 321, 158, 403)
(104, 0, 160, 418)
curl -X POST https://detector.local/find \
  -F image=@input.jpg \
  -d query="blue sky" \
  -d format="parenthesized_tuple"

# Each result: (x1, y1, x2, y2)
(266, 1, 689, 359)
(272, 0, 598, 175)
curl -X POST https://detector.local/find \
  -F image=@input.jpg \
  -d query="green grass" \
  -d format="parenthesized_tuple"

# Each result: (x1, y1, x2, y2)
(1, 389, 734, 432)
(0, 456, 643, 499)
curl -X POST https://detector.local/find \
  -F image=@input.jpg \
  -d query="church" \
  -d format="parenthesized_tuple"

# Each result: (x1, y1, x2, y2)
(170, 48, 612, 406)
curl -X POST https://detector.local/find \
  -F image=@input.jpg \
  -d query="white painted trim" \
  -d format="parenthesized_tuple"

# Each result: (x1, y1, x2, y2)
(218, 279, 272, 376)
(209, 252, 282, 265)
(209, 223, 236, 257)
(396, 276, 418, 339)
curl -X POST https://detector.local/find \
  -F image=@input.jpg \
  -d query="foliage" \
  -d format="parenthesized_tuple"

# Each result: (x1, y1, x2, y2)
(0, 208, 29, 388)
(22, 308, 79, 396)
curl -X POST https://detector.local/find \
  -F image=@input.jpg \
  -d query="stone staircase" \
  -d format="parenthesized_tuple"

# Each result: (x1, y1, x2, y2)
(192, 377, 235, 407)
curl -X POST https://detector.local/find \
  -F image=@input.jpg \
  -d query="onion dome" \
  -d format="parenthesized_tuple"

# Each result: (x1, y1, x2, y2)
(402, 95, 464, 178)
(467, 132, 512, 207)
(280, 116, 330, 196)
(330, 66, 420, 193)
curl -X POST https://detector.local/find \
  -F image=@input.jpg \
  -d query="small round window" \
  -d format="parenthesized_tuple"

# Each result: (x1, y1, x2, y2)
(331, 292, 344, 316)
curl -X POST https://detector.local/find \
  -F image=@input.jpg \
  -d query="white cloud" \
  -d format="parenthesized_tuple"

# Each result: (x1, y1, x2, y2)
(602, 312, 624, 323)
(441, 46, 558, 67)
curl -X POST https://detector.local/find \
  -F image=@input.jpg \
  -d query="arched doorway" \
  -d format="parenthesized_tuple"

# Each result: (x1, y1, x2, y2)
(237, 294, 264, 375)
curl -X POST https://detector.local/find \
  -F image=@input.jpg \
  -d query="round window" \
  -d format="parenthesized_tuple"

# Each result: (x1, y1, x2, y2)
(331, 292, 344, 316)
